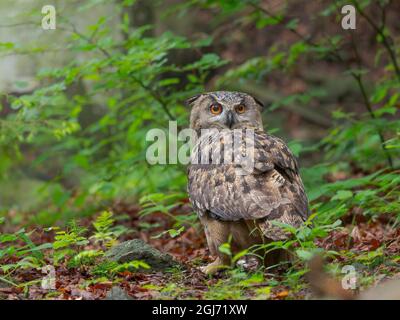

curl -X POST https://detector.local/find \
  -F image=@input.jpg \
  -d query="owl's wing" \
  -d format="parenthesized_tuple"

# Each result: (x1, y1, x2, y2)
(249, 132, 310, 239)
(240, 131, 309, 220)
(252, 131, 299, 181)
(188, 130, 309, 240)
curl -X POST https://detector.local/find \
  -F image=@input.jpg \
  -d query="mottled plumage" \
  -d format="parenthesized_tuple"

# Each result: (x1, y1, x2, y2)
(187, 91, 310, 274)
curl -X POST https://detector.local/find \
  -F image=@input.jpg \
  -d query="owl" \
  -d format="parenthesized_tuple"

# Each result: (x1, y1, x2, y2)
(187, 91, 310, 274)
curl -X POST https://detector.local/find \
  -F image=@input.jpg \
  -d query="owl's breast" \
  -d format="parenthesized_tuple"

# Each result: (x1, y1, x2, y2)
(188, 164, 241, 218)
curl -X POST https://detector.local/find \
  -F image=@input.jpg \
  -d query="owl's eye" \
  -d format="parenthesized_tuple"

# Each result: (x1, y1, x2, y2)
(235, 105, 246, 114)
(210, 103, 223, 115)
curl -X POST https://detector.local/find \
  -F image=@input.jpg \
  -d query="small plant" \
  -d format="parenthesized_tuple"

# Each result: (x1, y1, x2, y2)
(90, 211, 117, 247)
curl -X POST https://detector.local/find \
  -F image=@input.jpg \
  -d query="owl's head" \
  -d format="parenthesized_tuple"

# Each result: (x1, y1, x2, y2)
(187, 91, 264, 131)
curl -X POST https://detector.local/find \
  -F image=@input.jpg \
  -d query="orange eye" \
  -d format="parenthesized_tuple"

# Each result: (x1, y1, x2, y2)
(210, 103, 223, 115)
(235, 105, 246, 114)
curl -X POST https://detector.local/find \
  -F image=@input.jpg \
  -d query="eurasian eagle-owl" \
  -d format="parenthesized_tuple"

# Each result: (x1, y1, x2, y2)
(187, 91, 310, 274)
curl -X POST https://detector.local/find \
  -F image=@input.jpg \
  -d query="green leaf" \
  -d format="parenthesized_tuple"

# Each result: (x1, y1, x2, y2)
(288, 141, 303, 157)
(0, 42, 14, 49)
(296, 249, 315, 261)
(168, 226, 185, 238)
(331, 190, 353, 201)
(218, 243, 232, 256)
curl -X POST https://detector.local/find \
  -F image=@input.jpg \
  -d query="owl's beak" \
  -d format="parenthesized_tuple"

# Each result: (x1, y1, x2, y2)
(225, 110, 235, 128)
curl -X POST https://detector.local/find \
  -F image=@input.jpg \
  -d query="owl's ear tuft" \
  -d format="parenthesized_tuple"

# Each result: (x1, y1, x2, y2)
(252, 96, 264, 108)
(186, 94, 202, 107)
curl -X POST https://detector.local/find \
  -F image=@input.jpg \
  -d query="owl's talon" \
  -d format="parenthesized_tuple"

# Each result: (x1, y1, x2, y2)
(199, 259, 229, 275)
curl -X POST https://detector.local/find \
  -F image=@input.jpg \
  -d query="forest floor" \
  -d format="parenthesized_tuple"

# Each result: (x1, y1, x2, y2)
(1, 193, 400, 300)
